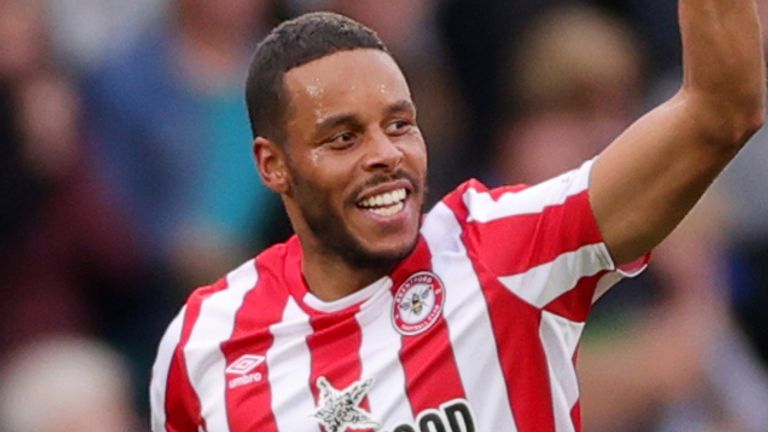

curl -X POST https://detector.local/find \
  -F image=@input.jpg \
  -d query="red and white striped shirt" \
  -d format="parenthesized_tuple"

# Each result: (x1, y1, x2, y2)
(150, 160, 645, 432)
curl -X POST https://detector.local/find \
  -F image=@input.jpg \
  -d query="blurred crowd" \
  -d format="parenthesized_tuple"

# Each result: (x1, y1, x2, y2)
(1, 0, 767, 430)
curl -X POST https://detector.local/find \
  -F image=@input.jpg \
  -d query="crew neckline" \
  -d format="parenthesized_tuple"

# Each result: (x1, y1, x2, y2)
(282, 237, 395, 315)
(302, 276, 393, 313)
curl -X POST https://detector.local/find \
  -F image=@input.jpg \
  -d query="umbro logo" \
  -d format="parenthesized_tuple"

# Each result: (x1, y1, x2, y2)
(226, 354, 265, 389)
(226, 354, 265, 375)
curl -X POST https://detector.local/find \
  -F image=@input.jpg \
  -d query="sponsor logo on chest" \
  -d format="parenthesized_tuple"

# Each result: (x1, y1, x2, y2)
(392, 271, 446, 335)
(393, 399, 475, 432)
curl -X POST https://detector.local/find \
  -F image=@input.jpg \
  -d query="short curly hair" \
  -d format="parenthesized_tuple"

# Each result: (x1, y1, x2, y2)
(245, 12, 388, 144)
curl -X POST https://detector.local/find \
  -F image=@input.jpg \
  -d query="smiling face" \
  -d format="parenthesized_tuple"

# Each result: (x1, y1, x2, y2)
(268, 49, 427, 270)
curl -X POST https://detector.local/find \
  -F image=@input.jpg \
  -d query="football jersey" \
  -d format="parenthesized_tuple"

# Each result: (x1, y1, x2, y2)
(150, 160, 645, 432)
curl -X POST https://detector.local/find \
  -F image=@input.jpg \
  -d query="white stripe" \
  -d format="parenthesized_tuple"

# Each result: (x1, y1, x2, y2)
(539, 311, 585, 432)
(303, 276, 391, 313)
(355, 282, 414, 430)
(150, 305, 187, 432)
(463, 160, 593, 223)
(498, 243, 613, 309)
(267, 297, 320, 432)
(184, 260, 259, 432)
(421, 202, 519, 432)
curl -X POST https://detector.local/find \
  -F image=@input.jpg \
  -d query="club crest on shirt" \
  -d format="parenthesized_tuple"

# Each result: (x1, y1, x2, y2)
(392, 271, 445, 336)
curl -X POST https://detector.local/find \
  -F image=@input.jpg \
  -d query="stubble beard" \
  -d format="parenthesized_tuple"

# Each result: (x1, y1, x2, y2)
(290, 170, 424, 272)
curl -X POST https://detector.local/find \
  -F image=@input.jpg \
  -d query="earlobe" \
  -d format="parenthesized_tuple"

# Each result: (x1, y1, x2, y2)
(253, 137, 291, 194)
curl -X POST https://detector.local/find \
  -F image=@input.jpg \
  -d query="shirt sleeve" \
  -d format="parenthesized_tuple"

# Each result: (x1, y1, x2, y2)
(440, 159, 647, 321)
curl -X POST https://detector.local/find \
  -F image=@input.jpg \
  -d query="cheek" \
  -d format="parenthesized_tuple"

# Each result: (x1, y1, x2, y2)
(309, 150, 362, 183)
(405, 140, 428, 175)
(292, 154, 358, 204)
(291, 174, 333, 219)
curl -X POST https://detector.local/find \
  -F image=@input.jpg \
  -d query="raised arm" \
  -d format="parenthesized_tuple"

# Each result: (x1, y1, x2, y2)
(591, 0, 766, 264)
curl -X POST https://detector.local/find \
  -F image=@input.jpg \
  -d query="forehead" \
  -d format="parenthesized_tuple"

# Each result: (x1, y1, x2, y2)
(283, 49, 412, 125)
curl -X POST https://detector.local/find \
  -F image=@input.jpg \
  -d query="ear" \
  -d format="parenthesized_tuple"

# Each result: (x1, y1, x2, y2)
(253, 136, 291, 194)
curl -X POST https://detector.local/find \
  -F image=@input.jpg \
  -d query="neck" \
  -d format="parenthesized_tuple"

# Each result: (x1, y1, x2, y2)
(301, 244, 393, 302)
(283, 199, 397, 301)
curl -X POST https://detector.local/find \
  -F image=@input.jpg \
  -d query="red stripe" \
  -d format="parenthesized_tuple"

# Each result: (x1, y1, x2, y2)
(306, 306, 371, 430)
(543, 275, 595, 431)
(542, 271, 608, 323)
(268, 236, 374, 428)
(220, 256, 290, 431)
(307, 308, 365, 389)
(165, 279, 229, 431)
(442, 178, 605, 431)
(478, 273, 555, 431)
(392, 239, 467, 414)
(570, 401, 582, 431)
(278, 238, 369, 426)
(445, 191, 556, 432)
(463, 191, 602, 277)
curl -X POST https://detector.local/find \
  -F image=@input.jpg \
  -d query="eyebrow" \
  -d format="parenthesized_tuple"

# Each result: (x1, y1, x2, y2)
(314, 100, 417, 132)
(384, 100, 417, 117)
(315, 113, 362, 132)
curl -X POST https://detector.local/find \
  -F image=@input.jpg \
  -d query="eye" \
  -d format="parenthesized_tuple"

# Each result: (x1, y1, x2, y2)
(326, 131, 357, 149)
(385, 119, 414, 136)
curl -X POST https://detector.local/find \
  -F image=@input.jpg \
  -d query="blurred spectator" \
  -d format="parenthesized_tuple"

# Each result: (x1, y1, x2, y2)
(594, 0, 681, 76)
(0, 336, 141, 432)
(46, 0, 166, 72)
(580, 195, 768, 432)
(0, 0, 137, 362)
(0, 0, 49, 80)
(437, 0, 679, 177)
(437, 0, 558, 177)
(84, 0, 288, 290)
(491, 3, 643, 185)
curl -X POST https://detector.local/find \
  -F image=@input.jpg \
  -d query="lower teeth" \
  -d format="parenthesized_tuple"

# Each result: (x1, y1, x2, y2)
(369, 201, 404, 216)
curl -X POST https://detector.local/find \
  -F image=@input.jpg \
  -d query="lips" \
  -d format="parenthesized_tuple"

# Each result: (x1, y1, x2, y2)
(349, 169, 420, 221)
(356, 188, 407, 216)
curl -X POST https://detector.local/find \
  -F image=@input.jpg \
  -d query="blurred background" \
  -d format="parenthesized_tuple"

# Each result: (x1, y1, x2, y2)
(1, 0, 767, 430)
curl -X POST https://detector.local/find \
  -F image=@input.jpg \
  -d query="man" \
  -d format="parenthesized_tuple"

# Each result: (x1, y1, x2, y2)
(150, 2, 765, 431)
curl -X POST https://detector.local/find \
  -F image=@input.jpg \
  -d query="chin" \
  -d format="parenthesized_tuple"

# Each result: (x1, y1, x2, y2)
(344, 234, 419, 270)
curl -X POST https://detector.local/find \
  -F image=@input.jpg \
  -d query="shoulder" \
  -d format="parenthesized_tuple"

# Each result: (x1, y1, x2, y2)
(184, 237, 295, 309)
(438, 178, 528, 218)
(421, 161, 599, 265)
(171, 239, 293, 357)
(435, 160, 594, 224)
(423, 178, 530, 236)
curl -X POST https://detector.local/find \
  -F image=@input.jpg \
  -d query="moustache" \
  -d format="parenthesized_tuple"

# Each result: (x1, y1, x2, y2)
(346, 170, 422, 206)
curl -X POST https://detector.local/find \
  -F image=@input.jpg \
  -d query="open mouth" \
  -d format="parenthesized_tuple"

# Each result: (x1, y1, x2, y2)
(356, 188, 407, 217)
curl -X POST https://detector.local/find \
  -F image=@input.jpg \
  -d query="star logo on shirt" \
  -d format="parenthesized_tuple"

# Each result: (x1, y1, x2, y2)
(312, 376, 380, 432)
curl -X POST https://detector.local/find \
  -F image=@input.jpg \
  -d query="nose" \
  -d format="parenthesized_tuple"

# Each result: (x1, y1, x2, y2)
(362, 129, 404, 171)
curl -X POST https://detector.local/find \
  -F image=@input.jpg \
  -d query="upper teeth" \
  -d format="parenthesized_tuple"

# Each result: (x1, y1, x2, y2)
(358, 188, 407, 208)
